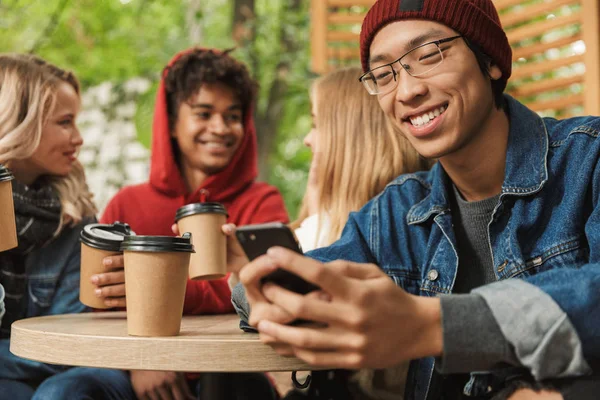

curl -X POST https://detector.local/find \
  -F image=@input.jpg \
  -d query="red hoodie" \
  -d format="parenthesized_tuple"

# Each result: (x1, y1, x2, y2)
(101, 48, 289, 315)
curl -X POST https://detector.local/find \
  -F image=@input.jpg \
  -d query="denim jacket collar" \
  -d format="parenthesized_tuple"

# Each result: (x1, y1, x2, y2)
(408, 95, 549, 225)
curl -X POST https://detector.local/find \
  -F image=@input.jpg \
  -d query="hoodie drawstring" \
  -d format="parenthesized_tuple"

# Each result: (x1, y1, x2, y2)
(199, 189, 210, 203)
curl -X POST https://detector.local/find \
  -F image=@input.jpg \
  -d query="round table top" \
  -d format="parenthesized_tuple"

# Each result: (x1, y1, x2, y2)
(10, 312, 316, 372)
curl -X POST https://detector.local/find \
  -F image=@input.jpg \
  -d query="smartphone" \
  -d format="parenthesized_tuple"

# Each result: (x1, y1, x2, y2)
(236, 223, 320, 295)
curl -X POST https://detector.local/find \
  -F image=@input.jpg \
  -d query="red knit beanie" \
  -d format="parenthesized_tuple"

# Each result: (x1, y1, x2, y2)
(360, 0, 512, 91)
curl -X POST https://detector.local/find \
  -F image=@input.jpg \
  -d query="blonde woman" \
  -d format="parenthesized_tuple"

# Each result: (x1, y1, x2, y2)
(291, 67, 429, 251)
(230, 67, 431, 399)
(0, 54, 99, 399)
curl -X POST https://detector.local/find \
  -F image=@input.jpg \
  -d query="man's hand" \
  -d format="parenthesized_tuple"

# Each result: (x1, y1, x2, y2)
(130, 370, 194, 400)
(240, 247, 443, 370)
(239, 251, 296, 327)
(91, 255, 125, 308)
(171, 223, 248, 276)
(220, 223, 251, 275)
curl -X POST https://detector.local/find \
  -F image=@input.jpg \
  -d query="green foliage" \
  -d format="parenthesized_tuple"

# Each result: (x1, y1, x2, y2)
(233, 0, 314, 218)
(1, 0, 187, 86)
(0, 0, 313, 218)
(133, 81, 158, 150)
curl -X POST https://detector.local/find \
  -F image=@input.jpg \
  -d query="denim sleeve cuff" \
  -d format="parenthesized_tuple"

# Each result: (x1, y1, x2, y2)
(231, 282, 251, 322)
(438, 293, 518, 374)
(227, 273, 240, 291)
(473, 279, 591, 380)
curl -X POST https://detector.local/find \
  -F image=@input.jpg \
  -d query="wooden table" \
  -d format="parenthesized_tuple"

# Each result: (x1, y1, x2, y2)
(10, 312, 315, 372)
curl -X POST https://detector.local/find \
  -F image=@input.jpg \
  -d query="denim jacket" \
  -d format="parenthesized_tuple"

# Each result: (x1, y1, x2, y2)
(305, 96, 600, 399)
(0, 219, 90, 384)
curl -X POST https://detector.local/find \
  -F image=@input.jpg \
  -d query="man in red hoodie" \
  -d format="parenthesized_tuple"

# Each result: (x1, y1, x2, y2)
(34, 48, 287, 400)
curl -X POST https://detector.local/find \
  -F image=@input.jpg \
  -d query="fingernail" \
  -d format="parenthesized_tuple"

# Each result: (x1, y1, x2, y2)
(266, 247, 281, 257)
(103, 258, 112, 266)
(257, 320, 273, 333)
(319, 292, 331, 302)
(263, 256, 278, 270)
(95, 289, 102, 297)
(91, 275, 99, 284)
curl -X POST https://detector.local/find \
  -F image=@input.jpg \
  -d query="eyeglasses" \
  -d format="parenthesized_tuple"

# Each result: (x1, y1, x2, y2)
(359, 35, 462, 95)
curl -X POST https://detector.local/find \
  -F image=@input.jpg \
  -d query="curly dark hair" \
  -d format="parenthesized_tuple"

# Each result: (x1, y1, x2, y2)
(163, 48, 258, 130)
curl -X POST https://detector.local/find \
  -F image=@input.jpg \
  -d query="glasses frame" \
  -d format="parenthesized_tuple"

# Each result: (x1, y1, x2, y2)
(359, 35, 463, 95)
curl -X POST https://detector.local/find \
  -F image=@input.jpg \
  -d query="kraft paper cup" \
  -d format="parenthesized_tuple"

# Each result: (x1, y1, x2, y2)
(79, 222, 131, 308)
(175, 203, 228, 280)
(0, 165, 17, 252)
(121, 234, 194, 337)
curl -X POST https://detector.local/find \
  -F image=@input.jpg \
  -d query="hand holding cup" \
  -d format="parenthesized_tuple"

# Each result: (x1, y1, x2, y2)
(174, 203, 228, 280)
(171, 222, 249, 276)
(80, 222, 130, 309)
(91, 255, 126, 308)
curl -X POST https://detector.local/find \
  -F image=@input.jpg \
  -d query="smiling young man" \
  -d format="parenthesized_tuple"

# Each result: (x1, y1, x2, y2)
(33, 48, 286, 400)
(101, 48, 286, 400)
(236, 1, 600, 399)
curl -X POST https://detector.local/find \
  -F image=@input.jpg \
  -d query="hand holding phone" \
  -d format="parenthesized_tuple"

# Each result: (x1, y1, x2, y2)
(236, 223, 320, 295)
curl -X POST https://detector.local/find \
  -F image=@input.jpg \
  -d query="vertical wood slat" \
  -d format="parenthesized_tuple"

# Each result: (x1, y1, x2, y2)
(311, 0, 328, 74)
(581, 0, 600, 115)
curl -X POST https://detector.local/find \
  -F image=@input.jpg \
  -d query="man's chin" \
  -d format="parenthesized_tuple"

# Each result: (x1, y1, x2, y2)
(181, 153, 237, 176)
(196, 162, 230, 176)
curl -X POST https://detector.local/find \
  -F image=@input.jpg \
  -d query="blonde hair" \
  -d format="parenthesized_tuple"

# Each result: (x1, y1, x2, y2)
(0, 54, 96, 230)
(291, 67, 431, 245)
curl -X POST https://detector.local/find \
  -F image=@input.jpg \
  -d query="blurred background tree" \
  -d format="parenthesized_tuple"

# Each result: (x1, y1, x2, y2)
(0, 0, 314, 218)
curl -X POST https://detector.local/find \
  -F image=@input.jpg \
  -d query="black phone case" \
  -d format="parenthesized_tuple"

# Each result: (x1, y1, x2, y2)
(236, 223, 320, 294)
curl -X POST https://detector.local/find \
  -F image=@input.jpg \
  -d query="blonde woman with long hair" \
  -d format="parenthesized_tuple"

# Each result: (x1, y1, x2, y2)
(229, 67, 431, 399)
(0, 54, 97, 399)
(291, 67, 429, 251)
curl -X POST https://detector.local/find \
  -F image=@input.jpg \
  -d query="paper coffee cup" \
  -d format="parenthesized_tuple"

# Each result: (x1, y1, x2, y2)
(0, 164, 17, 253)
(175, 203, 228, 280)
(79, 222, 132, 309)
(121, 233, 194, 337)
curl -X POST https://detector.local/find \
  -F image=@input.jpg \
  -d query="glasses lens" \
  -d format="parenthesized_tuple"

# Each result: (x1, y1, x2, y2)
(360, 73, 379, 95)
(402, 43, 443, 76)
(362, 41, 447, 94)
(363, 66, 397, 95)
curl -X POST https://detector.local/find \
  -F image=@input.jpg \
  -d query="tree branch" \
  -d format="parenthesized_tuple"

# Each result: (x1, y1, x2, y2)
(29, 0, 70, 54)
(232, 0, 255, 43)
(255, 0, 302, 180)
(232, 0, 258, 75)
(185, 0, 203, 45)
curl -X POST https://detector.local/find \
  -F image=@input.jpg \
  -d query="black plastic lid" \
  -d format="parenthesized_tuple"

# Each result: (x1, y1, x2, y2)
(174, 202, 228, 222)
(0, 164, 14, 183)
(80, 222, 132, 251)
(120, 232, 195, 253)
